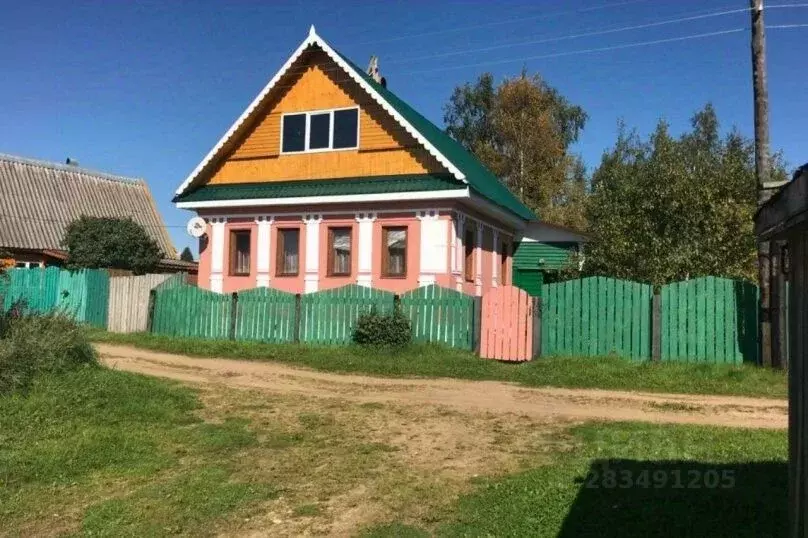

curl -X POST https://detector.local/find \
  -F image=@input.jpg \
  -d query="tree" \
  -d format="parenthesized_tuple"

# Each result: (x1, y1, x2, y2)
(62, 217, 163, 274)
(583, 104, 788, 286)
(180, 247, 194, 262)
(444, 71, 588, 228)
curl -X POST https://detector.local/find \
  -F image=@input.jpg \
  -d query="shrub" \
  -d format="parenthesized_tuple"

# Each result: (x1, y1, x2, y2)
(353, 307, 412, 348)
(0, 314, 97, 394)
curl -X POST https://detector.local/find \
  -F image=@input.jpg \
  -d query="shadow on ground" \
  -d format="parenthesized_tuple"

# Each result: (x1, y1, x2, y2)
(557, 459, 787, 537)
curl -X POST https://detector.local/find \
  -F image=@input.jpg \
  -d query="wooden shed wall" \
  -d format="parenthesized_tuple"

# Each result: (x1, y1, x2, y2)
(789, 232, 808, 538)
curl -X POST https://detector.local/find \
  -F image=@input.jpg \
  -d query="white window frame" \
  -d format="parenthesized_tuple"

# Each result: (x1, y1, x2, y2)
(280, 106, 360, 155)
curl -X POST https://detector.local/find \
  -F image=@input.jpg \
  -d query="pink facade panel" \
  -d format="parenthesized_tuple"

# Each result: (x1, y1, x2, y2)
(195, 203, 515, 296)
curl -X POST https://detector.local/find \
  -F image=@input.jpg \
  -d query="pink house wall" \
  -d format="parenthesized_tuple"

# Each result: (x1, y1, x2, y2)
(196, 202, 515, 296)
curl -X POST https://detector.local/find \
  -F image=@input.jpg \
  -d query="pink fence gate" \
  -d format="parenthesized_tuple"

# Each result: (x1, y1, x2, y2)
(480, 285, 537, 361)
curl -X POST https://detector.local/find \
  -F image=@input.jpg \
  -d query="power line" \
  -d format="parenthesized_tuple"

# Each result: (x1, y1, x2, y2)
(767, 23, 808, 28)
(406, 28, 747, 75)
(346, 0, 652, 46)
(390, 6, 750, 65)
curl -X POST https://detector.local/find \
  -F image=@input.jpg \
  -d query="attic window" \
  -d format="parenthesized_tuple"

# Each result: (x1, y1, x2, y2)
(281, 107, 359, 154)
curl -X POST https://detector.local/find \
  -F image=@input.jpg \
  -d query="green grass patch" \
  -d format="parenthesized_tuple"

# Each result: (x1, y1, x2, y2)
(364, 422, 788, 537)
(90, 331, 788, 398)
(0, 367, 271, 535)
(82, 466, 276, 536)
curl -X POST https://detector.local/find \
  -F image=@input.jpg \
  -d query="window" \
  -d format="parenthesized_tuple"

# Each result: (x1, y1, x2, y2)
(500, 240, 509, 284)
(327, 227, 352, 276)
(276, 228, 300, 276)
(281, 113, 306, 152)
(382, 227, 407, 277)
(280, 108, 359, 153)
(230, 230, 251, 276)
(333, 109, 359, 148)
(464, 227, 476, 282)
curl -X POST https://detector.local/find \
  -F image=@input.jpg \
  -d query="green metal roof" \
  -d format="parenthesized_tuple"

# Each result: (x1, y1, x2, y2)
(335, 52, 537, 222)
(174, 174, 465, 203)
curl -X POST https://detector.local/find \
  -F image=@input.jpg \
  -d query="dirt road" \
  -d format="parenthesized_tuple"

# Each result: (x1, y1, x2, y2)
(97, 343, 787, 430)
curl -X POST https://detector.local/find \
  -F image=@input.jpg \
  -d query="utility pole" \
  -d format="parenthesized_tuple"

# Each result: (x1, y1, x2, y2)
(751, 0, 772, 366)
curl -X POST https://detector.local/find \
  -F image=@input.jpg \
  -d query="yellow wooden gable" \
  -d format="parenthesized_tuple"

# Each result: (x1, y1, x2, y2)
(204, 49, 446, 186)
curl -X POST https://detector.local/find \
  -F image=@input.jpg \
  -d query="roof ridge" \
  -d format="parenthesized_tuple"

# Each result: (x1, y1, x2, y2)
(0, 152, 144, 185)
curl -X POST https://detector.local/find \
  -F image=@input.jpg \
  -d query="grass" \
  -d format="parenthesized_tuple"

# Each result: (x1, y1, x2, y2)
(89, 330, 788, 399)
(0, 361, 788, 536)
(0, 367, 276, 536)
(363, 422, 788, 537)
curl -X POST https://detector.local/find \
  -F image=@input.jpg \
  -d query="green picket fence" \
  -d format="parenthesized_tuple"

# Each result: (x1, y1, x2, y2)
(0, 267, 109, 327)
(151, 285, 232, 339)
(660, 276, 759, 364)
(399, 284, 475, 350)
(541, 277, 653, 360)
(235, 287, 297, 343)
(300, 284, 395, 345)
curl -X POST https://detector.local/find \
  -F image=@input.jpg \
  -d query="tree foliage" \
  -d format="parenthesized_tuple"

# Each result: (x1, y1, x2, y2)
(180, 247, 194, 262)
(62, 217, 163, 274)
(444, 71, 588, 229)
(583, 104, 788, 286)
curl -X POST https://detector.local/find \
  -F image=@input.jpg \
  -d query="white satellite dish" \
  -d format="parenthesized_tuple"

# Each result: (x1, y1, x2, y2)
(186, 217, 207, 238)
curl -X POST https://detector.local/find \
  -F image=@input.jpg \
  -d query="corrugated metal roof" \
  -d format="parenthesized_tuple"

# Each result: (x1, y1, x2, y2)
(0, 154, 176, 258)
(175, 174, 465, 203)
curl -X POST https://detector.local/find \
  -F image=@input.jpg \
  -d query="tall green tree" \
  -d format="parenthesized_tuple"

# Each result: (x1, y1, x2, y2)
(62, 217, 163, 275)
(180, 247, 194, 262)
(583, 104, 788, 286)
(444, 71, 588, 229)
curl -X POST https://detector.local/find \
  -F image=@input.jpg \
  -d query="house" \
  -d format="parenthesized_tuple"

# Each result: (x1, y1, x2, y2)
(174, 27, 583, 295)
(756, 162, 808, 538)
(0, 153, 195, 274)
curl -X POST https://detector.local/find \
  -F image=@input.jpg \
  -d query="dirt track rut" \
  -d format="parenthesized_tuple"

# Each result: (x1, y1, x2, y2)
(96, 344, 787, 430)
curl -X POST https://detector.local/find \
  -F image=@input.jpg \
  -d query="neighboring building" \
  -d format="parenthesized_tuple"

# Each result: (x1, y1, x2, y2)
(512, 222, 588, 296)
(174, 27, 582, 295)
(0, 153, 195, 274)
(755, 162, 808, 538)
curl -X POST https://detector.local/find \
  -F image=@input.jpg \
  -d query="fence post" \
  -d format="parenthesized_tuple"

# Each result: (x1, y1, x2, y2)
(146, 289, 156, 333)
(294, 293, 302, 344)
(472, 296, 482, 353)
(532, 296, 542, 358)
(651, 293, 661, 361)
(229, 292, 238, 341)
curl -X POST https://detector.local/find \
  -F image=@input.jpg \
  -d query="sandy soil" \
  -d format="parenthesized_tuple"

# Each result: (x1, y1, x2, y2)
(96, 343, 787, 430)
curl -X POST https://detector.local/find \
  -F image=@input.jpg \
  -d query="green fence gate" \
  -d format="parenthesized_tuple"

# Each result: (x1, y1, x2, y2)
(399, 284, 475, 350)
(541, 277, 653, 359)
(660, 276, 758, 364)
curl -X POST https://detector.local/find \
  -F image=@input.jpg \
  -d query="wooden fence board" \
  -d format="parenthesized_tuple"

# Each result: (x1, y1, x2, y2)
(399, 285, 474, 350)
(541, 277, 653, 359)
(107, 274, 171, 332)
(659, 277, 758, 364)
(234, 287, 297, 343)
(298, 284, 395, 345)
(152, 285, 231, 339)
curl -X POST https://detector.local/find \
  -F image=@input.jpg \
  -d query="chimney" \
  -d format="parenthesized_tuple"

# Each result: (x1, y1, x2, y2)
(65, 157, 79, 166)
(366, 56, 387, 88)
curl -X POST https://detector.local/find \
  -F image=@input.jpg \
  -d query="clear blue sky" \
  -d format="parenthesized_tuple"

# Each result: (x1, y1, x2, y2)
(2, 0, 805, 255)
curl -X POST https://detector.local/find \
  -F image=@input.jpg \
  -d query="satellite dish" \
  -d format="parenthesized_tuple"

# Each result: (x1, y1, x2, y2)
(186, 217, 207, 238)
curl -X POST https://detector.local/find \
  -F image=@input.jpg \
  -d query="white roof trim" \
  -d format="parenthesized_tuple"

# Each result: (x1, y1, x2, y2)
(175, 188, 470, 209)
(175, 27, 465, 197)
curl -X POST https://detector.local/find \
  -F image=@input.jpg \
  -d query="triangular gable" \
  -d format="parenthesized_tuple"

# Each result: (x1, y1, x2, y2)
(175, 26, 465, 197)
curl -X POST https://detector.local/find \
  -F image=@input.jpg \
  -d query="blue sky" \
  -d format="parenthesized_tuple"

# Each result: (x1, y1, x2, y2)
(2, 0, 805, 255)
